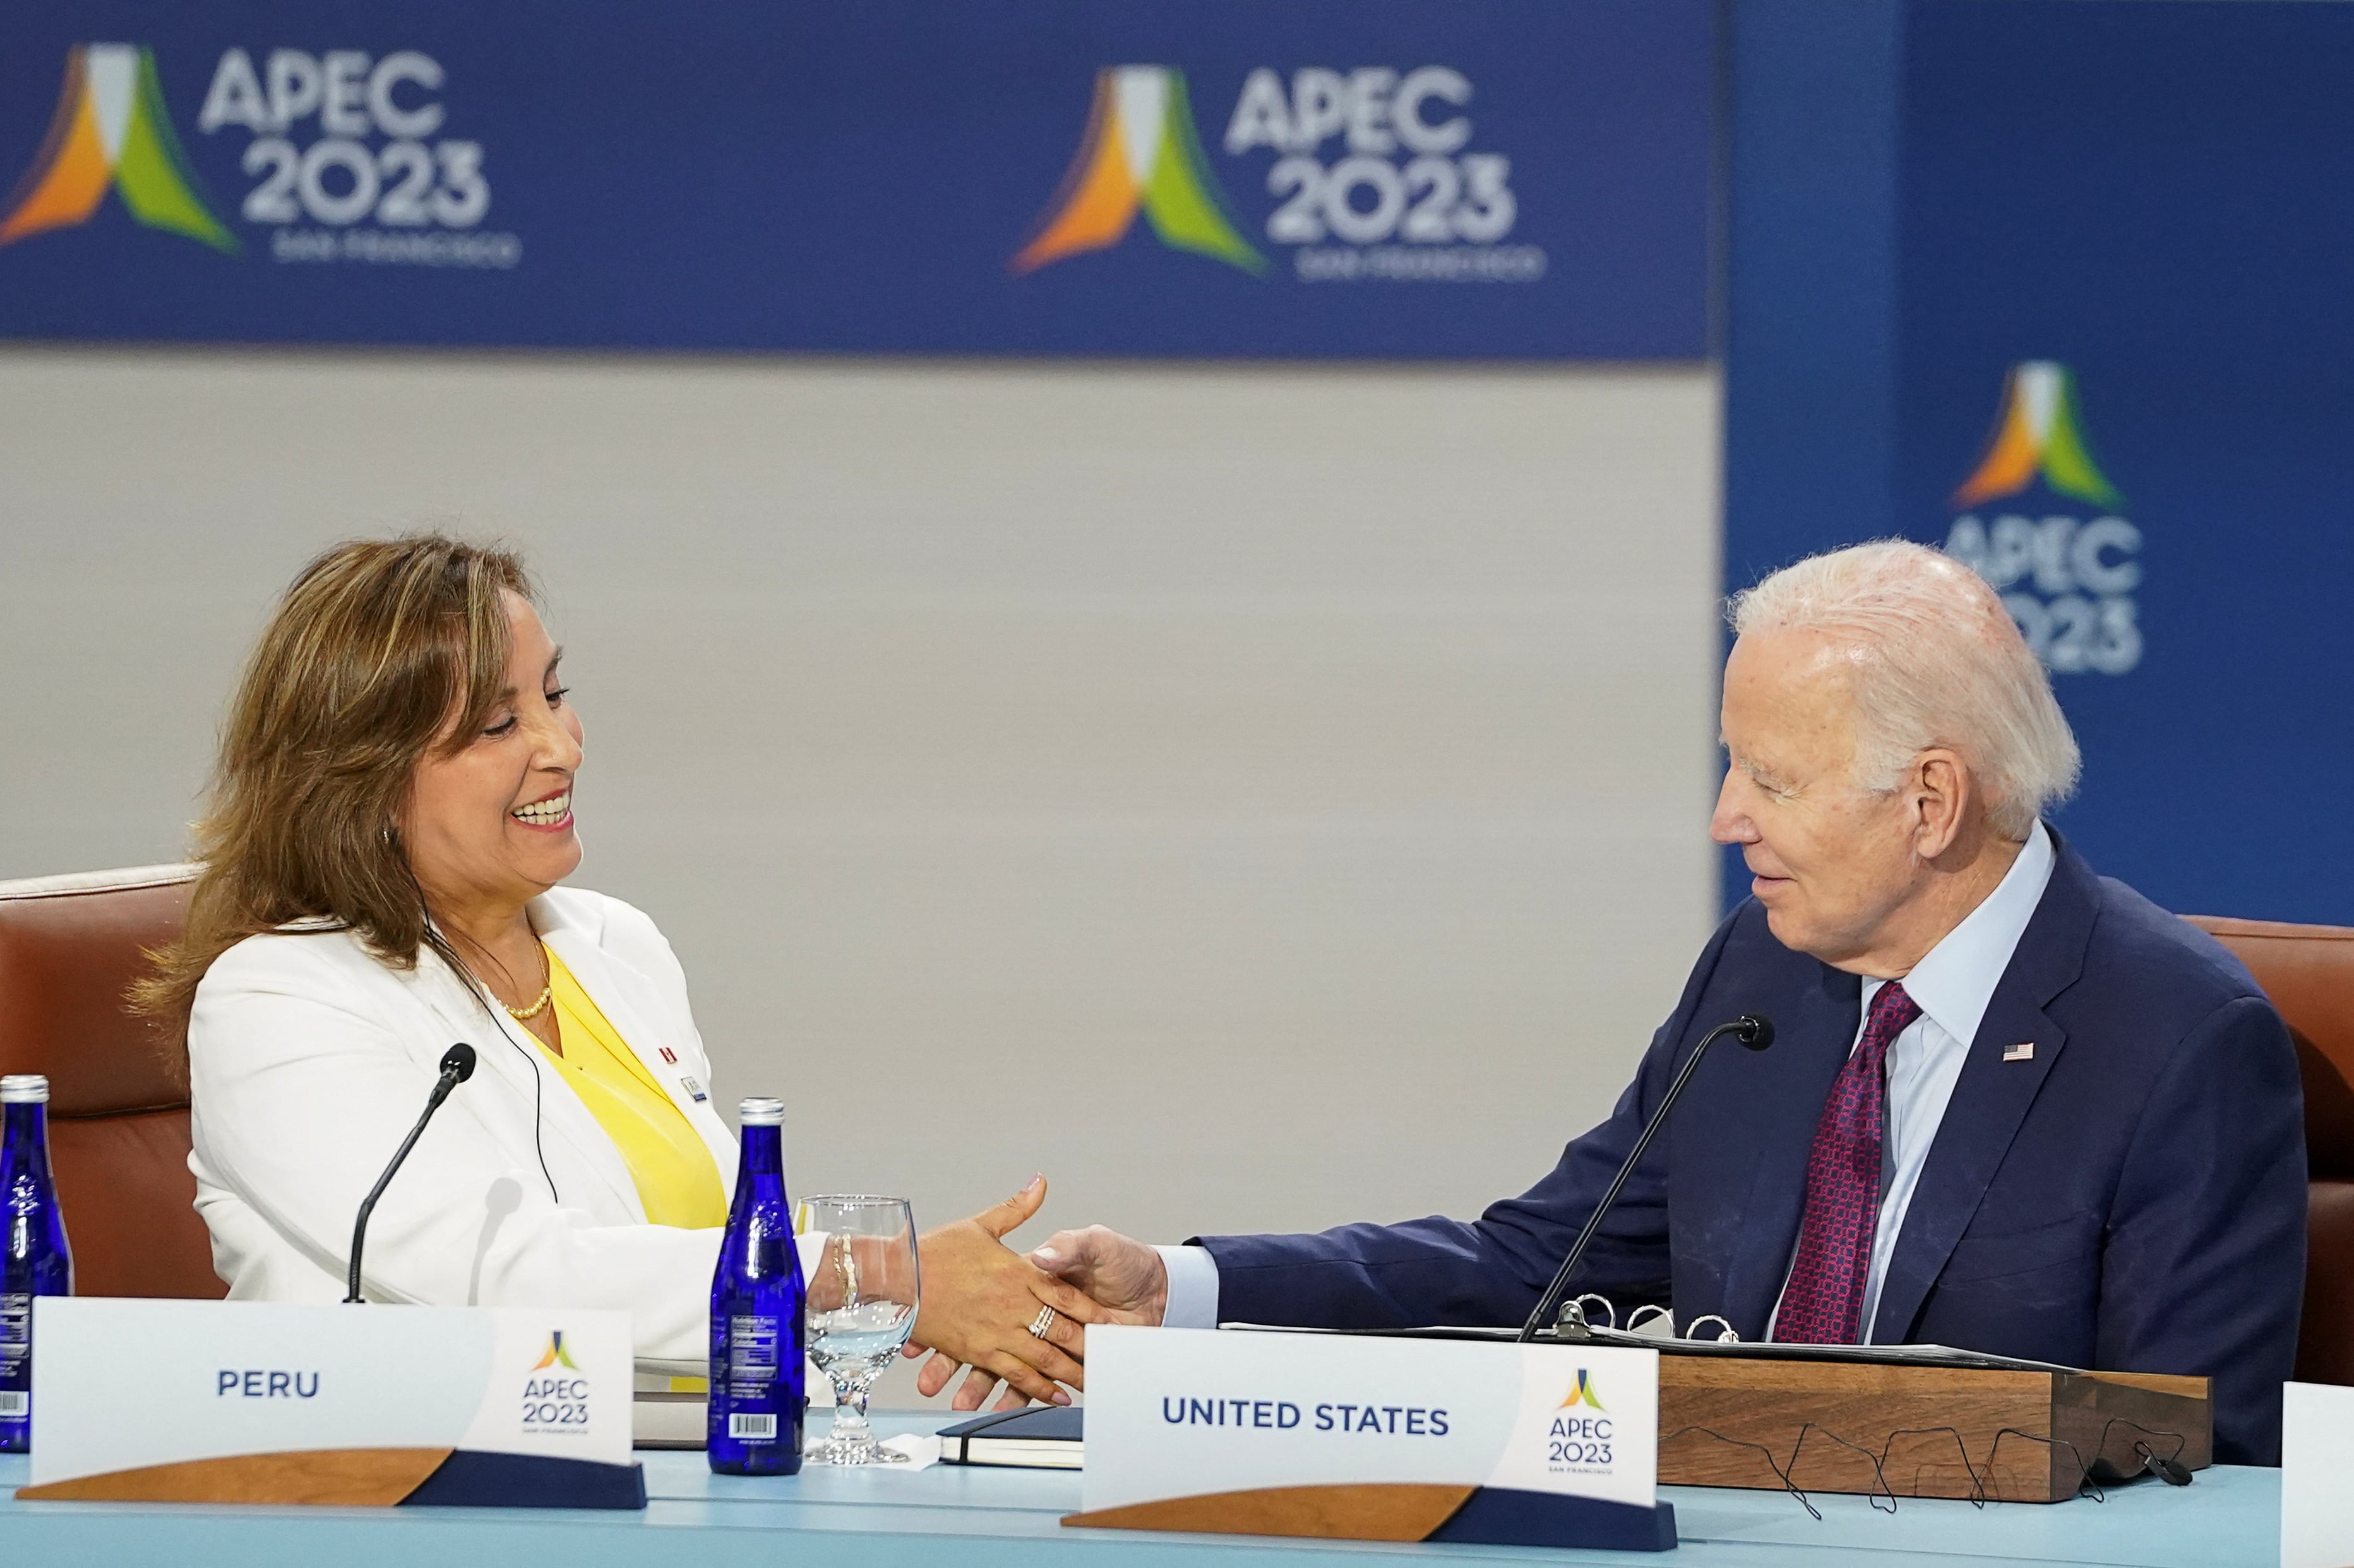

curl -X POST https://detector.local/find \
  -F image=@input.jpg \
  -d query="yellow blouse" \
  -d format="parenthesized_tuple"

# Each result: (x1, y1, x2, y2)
(539, 947, 727, 1230)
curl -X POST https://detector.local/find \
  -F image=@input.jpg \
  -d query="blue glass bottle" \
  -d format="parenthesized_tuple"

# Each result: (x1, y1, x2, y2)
(1, 1075, 71, 1454)
(709, 1096, 805, 1474)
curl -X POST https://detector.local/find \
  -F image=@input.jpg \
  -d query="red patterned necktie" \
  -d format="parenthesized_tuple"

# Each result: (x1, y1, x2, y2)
(1774, 980, 1923, 1344)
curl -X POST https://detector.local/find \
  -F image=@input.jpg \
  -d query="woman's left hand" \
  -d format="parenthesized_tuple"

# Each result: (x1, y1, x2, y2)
(905, 1175, 1139, 1411)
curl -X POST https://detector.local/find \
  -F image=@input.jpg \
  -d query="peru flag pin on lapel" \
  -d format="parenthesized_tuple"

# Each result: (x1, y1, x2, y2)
(2003, 1042, 2035, 1063)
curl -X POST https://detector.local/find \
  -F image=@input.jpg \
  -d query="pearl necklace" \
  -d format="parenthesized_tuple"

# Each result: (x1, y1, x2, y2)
(505, 985, 554, 1021)
(502, 942, 554, 1020)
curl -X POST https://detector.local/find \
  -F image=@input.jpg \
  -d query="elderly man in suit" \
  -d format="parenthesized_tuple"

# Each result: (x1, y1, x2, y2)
(928, 540, 2309, 1464)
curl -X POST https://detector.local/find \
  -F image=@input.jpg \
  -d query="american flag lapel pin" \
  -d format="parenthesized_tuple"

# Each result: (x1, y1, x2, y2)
(681, 1076, 708, 1102)
(2002, 1042, 2035, 1063)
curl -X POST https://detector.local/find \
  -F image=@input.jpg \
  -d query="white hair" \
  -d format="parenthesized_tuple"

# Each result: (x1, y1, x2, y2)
(1728, 541, 2079, 839)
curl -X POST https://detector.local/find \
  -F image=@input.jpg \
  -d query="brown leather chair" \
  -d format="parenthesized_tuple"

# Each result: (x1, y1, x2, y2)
(2184, 915, 2354, 1385)
(0, 865, 222, 1299)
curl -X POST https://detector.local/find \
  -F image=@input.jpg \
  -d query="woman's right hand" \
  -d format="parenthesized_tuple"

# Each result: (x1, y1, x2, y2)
(902, 1176, 1130, 1409)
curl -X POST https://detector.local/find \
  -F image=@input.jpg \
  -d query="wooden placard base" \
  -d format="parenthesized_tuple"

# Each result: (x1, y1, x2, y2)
(16, 1449, 648, 1510)
(1656, 1356, 2210, 1502)
(18, 1449, 448, 1506)
(1066, 1485, 1680, 1551)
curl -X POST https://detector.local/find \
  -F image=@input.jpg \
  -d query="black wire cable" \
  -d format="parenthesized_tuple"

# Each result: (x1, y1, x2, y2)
(1662, 1425, 1825, 1519)
(411, 870, 561, 1206)
(482, 995, 560, 1204)
(1663, 1417, 2189, 1514)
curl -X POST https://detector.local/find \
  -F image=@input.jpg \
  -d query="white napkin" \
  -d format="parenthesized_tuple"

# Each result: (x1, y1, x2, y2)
(878, 1432, 940, 1469)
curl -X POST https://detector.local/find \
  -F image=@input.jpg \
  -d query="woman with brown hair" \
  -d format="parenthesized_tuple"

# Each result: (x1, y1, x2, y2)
(143, 534, 1101, 1397)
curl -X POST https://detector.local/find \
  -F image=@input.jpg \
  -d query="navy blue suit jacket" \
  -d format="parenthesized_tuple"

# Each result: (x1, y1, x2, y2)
(1198, 835, 2307, 1464)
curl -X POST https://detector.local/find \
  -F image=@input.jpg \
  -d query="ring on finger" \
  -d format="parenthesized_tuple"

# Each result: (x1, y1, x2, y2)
(1028, 1304, 1058, 1339)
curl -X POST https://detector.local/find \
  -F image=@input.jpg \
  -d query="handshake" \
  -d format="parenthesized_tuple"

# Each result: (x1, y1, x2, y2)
(904, 1175, 1173, 1411)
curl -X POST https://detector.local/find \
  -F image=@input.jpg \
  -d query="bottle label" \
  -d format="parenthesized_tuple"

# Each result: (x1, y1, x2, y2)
(1, 1293, 33, 1444)
(0, 1293, 29, 1391)
(727, 1315, 780, 1387)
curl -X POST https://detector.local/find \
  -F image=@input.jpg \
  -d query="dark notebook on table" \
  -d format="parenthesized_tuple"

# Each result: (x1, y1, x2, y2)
(936, 1405, 1084, 1468)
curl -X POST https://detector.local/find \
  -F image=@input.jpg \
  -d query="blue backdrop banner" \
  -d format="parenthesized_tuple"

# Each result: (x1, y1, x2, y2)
(0, 0, 1709, 357)
(1727, 0, 2354, 923)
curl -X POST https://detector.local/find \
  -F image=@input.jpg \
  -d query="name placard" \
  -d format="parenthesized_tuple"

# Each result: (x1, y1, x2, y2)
(2284, 1381, 2354, 1568)
(1068, 1327, 1672, 1551)
(22, 1298, 642, 1509)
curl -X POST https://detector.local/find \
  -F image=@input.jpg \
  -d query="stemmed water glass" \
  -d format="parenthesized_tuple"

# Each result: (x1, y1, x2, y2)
(800, 1195, 920, 1465)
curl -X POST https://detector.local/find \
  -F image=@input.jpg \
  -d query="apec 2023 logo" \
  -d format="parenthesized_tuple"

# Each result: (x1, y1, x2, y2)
(1546, 1369, 1613, 1474)
(522, 1329, 592, 1434)
(0, 42, 518, 268)
(1015, 65, 1537, 285)
(1940, 362, 2144, 676)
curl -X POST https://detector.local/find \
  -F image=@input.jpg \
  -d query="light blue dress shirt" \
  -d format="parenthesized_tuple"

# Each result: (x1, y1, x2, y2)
(1158, 823, 2057, 1339)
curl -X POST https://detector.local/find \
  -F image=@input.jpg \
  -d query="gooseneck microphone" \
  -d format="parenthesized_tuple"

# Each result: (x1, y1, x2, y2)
(344, 1043, 477, 1305)
(1517, 1014, 1774, 1342)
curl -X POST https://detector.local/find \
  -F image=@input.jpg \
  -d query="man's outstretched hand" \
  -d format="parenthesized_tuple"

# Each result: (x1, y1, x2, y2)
(1028, 1224, 1171, 1326)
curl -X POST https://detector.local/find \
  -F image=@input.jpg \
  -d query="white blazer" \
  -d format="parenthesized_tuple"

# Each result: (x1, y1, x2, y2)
(188, 887, 738, 1373)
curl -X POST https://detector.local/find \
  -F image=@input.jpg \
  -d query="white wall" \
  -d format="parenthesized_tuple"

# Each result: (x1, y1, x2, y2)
(0, 347, 1720, 1333)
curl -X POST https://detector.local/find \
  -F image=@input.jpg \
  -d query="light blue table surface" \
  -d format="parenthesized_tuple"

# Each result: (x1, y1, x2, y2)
(0, 1411, 2279, 1567)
